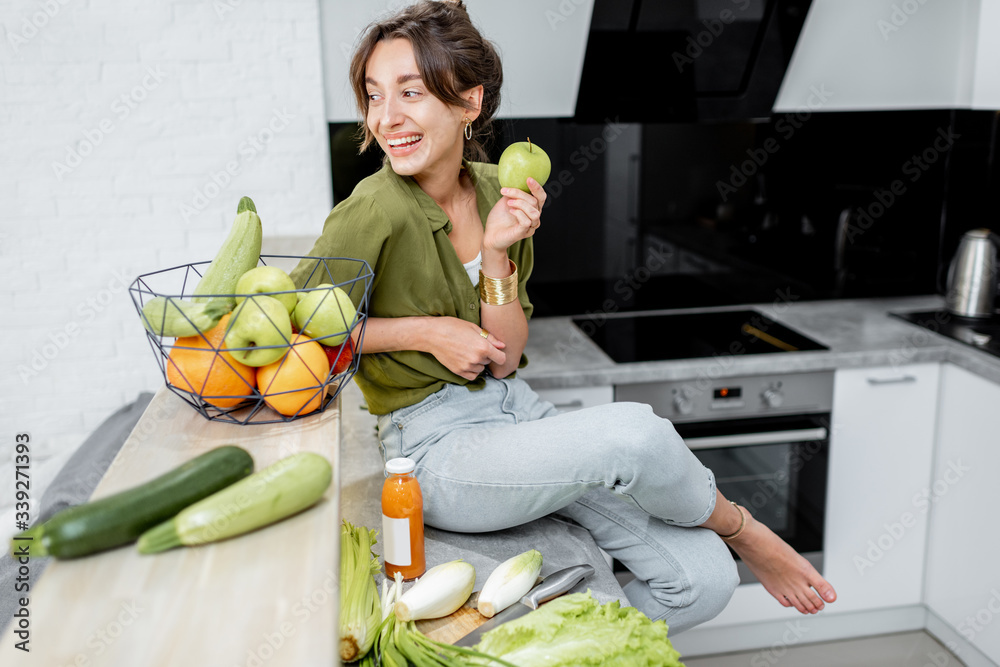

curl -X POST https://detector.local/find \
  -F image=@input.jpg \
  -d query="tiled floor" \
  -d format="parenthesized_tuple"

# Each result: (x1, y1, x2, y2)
(683, 630, 964, 667)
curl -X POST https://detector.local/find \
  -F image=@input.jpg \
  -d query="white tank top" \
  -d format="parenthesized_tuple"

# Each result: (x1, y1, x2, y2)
(463, 251, 482, 287)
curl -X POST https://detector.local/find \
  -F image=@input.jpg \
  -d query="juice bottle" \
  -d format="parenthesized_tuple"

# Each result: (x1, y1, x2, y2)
(381, 457, 425, 580)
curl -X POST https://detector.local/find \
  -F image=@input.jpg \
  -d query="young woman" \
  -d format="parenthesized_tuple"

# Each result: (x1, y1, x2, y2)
(292, 0, 836, 633)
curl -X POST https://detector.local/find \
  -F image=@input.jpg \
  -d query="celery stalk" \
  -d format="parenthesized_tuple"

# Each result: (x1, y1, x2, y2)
(370, 568, 517, 667)
(339, 521, 382, 662)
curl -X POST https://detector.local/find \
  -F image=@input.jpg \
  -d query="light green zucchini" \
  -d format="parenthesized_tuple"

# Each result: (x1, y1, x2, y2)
(137, 451, 332, 554)
(192, 196, 263, 308)
(140, 295, 234, 337)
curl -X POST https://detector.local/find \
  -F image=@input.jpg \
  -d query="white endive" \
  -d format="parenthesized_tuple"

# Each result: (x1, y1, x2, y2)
(476, 549, 543, 618)
(393, 560, 476, 622)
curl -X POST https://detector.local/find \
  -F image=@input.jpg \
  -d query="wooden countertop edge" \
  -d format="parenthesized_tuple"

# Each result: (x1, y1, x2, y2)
(0, 386, 344, 666)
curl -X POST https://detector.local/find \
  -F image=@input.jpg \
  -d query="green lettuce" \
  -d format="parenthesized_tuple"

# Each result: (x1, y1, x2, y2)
(473, 591, 684, 667)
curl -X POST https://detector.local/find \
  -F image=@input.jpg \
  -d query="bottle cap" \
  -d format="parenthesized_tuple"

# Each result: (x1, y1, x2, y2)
(385, 457, 416, 475)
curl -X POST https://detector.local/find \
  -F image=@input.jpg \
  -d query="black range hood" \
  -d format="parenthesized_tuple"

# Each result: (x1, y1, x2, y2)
(574, 0, 813, 123)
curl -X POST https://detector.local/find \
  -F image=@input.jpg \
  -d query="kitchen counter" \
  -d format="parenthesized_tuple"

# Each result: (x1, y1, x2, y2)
(520, 295, 1000, 387)
(0, 381, 624, 666)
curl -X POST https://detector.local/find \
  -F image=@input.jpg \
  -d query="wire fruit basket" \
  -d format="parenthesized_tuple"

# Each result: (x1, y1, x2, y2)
(128, 255, 373, 425)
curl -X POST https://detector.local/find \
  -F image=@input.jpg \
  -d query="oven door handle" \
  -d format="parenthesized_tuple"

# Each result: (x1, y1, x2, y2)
(683, 427, 828, 450)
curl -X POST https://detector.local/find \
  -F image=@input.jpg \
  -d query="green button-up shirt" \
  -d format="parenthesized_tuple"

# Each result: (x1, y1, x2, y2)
(290, 160, 534, 415)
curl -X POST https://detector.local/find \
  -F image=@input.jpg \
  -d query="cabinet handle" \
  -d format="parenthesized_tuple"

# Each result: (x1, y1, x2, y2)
(866, 375, 916, 386)
(553, 400, 584, 410)
(684, 428, 828, 450)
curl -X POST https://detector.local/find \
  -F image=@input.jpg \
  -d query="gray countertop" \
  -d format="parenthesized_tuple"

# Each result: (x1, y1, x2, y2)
(337, 383, 627, 608)
(520, 295, 1000, 388)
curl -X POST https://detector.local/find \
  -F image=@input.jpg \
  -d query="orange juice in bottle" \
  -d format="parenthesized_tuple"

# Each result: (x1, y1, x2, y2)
(381, 457, 425, 580)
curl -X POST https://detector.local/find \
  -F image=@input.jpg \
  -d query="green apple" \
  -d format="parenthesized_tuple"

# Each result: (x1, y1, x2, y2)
(498, 137, 551, 193)
(235, 266, 298, 314)
(224, 295, 293, 366)
(292, 283, 358, 347)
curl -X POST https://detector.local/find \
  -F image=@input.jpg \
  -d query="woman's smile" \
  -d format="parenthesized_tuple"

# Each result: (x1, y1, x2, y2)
(384, 132, 425, 156)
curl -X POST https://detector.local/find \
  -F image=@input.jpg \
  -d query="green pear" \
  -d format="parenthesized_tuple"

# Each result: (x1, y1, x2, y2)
(292, 284, 358, 347)
(224, 295, 293, 367)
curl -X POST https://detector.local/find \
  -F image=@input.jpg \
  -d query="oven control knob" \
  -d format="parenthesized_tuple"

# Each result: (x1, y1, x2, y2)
(673, 389, 694, 416)
(762, 388, 784, 409)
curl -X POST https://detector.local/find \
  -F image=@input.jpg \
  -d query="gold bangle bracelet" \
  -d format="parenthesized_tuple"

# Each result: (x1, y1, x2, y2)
(479, 259, 518, 306)
(720, 501, 748, 541)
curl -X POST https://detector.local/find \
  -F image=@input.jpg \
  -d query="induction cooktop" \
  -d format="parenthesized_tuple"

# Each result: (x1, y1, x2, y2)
(891, 309, 1000, 359)
(572, 309, 829, 364)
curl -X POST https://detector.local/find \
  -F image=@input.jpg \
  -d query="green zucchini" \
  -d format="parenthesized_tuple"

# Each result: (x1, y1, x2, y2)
(192, 196, 263, 308)
(140, 295, 234, 337)
(12, 445, 254, 559)
(137, 451, 332, 554)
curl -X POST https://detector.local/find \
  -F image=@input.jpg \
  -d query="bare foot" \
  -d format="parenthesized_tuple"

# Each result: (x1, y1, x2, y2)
(726, 506, 837, 614)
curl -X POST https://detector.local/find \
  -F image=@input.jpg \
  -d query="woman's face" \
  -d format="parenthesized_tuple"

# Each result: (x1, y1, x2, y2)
(365, 38, 471, 180)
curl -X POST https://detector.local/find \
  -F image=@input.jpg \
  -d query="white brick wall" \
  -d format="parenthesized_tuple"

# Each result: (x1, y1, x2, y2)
(0, 0, 332, 524)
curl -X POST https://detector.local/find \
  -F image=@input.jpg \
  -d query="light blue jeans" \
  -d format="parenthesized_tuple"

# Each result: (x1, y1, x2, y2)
(376, 375, 739, 633)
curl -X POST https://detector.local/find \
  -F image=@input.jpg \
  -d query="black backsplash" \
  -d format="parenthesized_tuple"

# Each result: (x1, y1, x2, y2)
(492, 111, 999, 317)
(328, 110, 999, 319)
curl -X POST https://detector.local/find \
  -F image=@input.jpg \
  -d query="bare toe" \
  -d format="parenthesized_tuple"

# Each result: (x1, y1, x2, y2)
(801, 589, 825, 613)
(723, 507, 837, 614)
(795, 594, 815, 614)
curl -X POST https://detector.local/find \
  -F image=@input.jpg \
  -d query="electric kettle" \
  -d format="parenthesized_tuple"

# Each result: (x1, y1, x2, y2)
(945, 228, 1000, 319)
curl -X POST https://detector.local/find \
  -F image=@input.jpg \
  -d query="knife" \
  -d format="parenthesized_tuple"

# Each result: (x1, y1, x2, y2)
(453, 563, 595, 647)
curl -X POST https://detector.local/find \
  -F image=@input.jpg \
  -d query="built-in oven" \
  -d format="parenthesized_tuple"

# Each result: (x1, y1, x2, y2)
(616, 370, 833, 584)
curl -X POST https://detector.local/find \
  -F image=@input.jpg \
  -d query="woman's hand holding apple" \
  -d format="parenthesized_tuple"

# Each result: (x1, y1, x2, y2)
(484, 177, 547, 254)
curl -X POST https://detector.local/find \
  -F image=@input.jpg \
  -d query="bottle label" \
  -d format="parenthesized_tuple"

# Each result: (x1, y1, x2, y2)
(382, 514, 411, 566)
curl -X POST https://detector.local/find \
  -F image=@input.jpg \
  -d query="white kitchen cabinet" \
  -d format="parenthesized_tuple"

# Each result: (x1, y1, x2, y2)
(924, 364, 1000, 665)
(531, 385, 613, 413)
(774, 0, 991, 111)
(678, 363, 941, 638)
(822, 363, 940, 614)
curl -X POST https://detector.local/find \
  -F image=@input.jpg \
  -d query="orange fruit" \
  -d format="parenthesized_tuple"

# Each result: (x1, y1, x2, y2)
(257, 333, 331, 416)
(166, 313, 257, 408)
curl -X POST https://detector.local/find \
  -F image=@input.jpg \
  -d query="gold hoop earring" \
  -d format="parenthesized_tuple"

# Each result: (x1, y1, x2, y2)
(464, 119, 473, 140)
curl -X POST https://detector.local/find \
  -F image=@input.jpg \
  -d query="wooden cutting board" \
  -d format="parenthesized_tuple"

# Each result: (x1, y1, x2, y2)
(0, 386, 342, 666)
(415, 592, 488, 644)
(415, 574, 546, 645)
